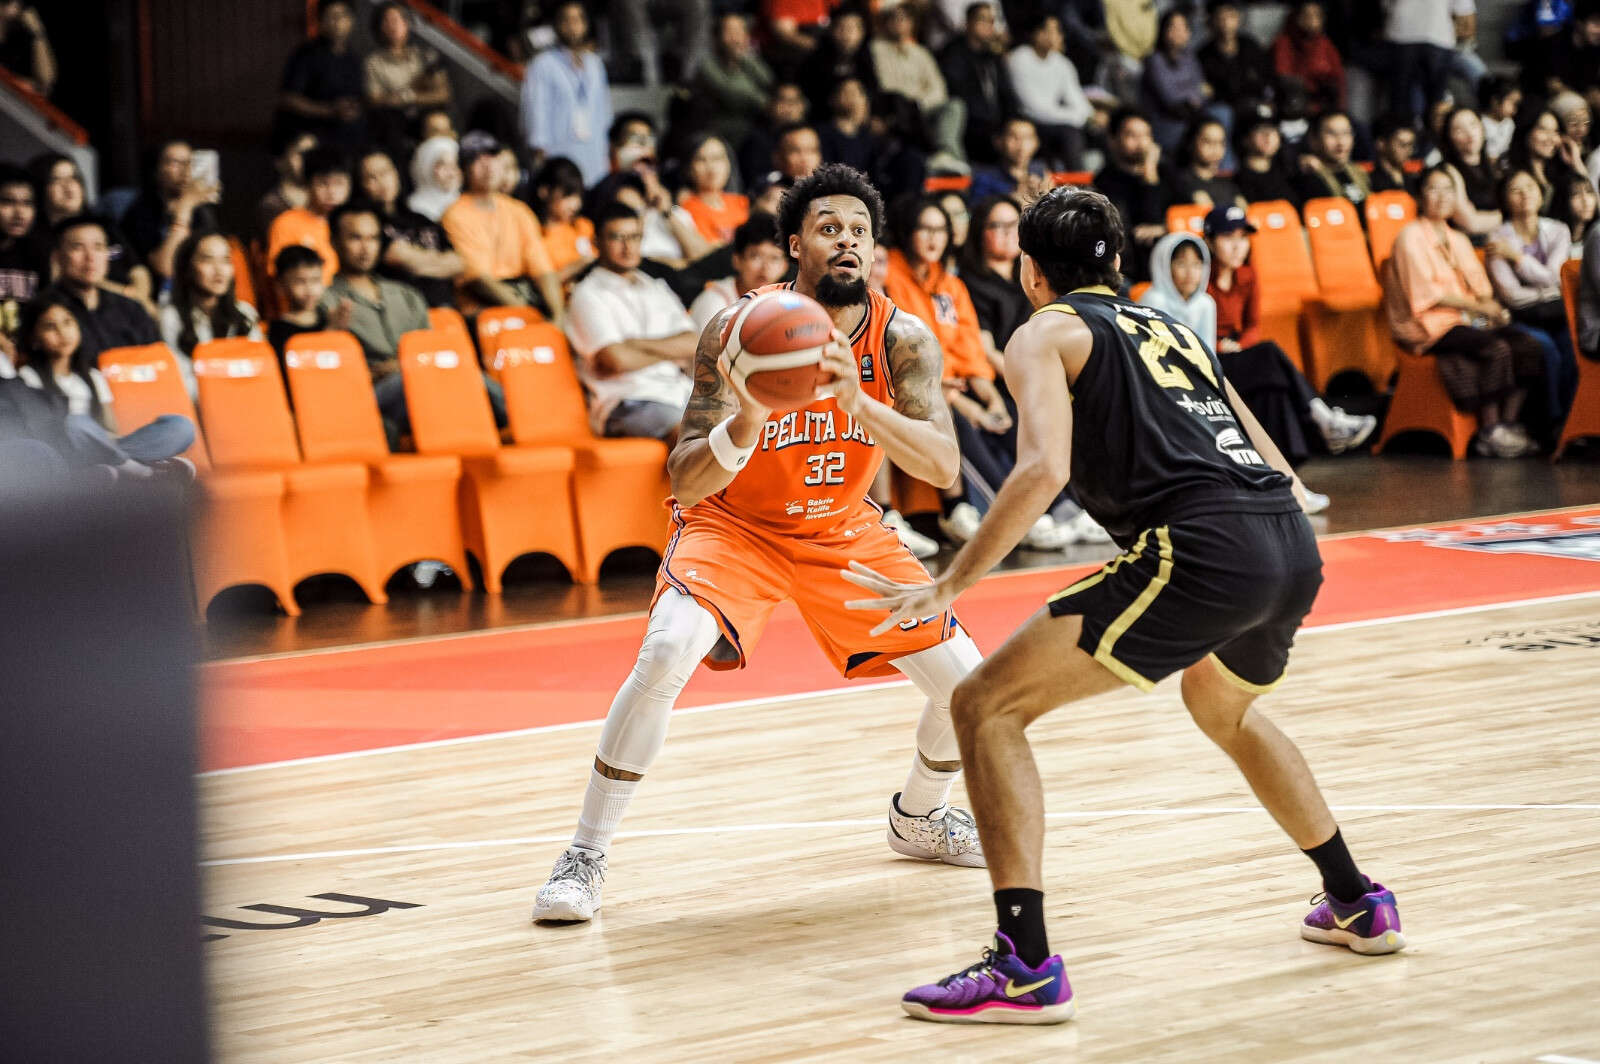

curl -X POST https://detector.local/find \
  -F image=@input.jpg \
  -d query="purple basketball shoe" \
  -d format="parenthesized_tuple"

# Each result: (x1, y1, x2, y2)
(1301, 882, 1406, 955)
(902, 931, 1075, 1025)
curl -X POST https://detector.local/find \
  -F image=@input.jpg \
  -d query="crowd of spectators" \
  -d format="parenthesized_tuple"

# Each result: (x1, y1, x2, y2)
(5, 0, 1600, 507)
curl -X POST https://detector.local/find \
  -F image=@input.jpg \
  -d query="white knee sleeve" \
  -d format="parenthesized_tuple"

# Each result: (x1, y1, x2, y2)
(596, 589, 722, 775)
(895, 632, 983, 763)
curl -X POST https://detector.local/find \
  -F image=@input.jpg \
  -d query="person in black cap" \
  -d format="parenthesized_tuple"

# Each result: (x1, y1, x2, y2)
(1203, 204, 1374, 477)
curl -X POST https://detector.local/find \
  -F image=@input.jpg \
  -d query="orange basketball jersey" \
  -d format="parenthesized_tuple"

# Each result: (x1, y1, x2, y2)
(703, 283, 897, 535)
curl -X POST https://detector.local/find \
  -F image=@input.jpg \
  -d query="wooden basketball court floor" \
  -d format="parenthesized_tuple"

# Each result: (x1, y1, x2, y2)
(200, 506, 1600, 1063)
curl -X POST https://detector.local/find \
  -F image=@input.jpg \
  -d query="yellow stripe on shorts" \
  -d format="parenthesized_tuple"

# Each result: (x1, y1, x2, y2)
(1091, 526, 1174, 692)
(1048, 529, 1150, 605)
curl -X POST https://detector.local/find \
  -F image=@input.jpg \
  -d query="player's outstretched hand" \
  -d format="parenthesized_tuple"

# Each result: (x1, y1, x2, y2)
(841, 561, 958, 637)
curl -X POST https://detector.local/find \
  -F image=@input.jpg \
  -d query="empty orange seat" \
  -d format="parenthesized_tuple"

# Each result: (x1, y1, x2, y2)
(399, 328, 580, 591)
(490, 323, 670, 582)
(1555, 259, 1600, 460)
(1364, 191, 1415, 268)
(428, 305, 472, 346)
(1244, 200, 1319, 369)
(283, 330, 473, 587)
(98, 343, 299, 615)
(194, 338, 390, 607)
(1051, 171, 1094, 187)
(1165, 203, 1208, 236)
(227, 237, 257, 311)
(1301, 197, 1394, 391)
(475, 306, 544, 362)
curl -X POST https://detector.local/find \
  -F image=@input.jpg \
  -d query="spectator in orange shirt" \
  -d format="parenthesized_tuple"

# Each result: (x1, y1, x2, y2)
(883, 195, 1081, 549)
(532, 157, 596, 282)
(678, 133, 749, 246)
(266, 147, 351, 285)
(440, 130, 565, 322)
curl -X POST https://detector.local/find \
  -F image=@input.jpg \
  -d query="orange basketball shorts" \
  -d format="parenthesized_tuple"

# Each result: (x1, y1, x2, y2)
(653, 500, 960, 678)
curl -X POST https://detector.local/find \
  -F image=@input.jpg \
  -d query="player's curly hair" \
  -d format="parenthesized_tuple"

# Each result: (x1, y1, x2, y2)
(777, 163, 885, 244)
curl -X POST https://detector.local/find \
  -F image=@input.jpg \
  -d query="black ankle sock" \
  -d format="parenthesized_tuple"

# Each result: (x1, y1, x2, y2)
(994, 888, 1049, 968)
(1302, 829, 1371, 903)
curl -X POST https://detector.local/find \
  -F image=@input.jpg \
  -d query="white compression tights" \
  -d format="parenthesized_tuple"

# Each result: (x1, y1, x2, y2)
(893, 630, 985, 765)
(594, 588, 722, 776)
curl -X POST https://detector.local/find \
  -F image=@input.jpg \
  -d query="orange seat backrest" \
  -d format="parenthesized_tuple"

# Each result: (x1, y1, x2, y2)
(1051, 171, 1094, 187)
(1364, 191, 1416, 268)
(428, 306, 472, 345)
(1166, 204, 1208, 235)
(1129, 281, 1152, 302)
(398, 328, 501, 456)
(488, 323, 594, 446)
(1561, 259, 1582, 354)
(1244, 200, 1319, 309)
(227, 237, 257, 311)
(1303, 197, 1381, 297)
(923, 174, 972, 193)
(97, 342, 211, 471)
(282, 330, 390, 465)
(475, 306, 545, 360)
(193, 338, 302, 468)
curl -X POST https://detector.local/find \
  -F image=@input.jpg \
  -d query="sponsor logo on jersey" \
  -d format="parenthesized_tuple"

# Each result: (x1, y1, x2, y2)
(1214, 427, 1265, 467)
(859, 353, 875, 382)
(1177, 395, 1235, 422)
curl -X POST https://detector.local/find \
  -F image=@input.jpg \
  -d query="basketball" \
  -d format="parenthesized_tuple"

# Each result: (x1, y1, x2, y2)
(720, 290, 835, 410)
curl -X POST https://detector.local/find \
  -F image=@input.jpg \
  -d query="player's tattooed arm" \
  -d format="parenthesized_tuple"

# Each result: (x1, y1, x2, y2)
(842, 310, 960, 488)
(667, 304, 767, 508)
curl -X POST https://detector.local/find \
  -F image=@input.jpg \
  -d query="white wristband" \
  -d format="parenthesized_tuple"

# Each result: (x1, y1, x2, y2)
(708, 416, 757, 473)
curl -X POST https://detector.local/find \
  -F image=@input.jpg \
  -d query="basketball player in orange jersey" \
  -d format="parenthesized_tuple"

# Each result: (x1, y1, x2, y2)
(533, 164, 989, 922)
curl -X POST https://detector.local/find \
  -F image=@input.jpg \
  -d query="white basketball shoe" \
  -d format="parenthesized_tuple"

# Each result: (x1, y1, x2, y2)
(887, 793, 986, 867)
(532, 847, 607, 922)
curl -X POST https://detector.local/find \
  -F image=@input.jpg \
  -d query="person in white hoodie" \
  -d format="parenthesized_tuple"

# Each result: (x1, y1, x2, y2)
(1140, 230, 1349, 514)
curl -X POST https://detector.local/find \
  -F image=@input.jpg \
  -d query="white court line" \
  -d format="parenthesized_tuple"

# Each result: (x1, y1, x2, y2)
(201, 803, 1600, 867)
(201, 589, 1600, 778)
(204, 504, 1600, 667)
(1537, 1055, 1600, 1064)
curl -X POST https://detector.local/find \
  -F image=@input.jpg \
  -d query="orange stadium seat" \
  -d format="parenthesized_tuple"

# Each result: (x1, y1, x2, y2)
(1051, 171, 1094, 187)
(1165, 203, 1208, 235)
(1129, 281, 1152, 302)
(428, 305, 472, 347)
(923, 175, 972, 193)
(227, 237, 257, 311)
(1364, 191, 1415, 268)
(282, 330, 473, 587)
(490, 323, 671, 582)
(1555, 260, 1600, 460)
(99, 343, 298, 615)
(96, 342, 211, 470)
(1374, 258, 1476, 459)
(1302, 197, 1395, 391)
(194, 338, 390, 606)
(475, 306, 544, 361)
(398, 328, 581, 591)
(1244, 200, 1319, 369)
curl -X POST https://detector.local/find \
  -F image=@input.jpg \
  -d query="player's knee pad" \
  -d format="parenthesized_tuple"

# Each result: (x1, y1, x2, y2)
(894, 630, 983, 708)
(597, 590, 721, 775)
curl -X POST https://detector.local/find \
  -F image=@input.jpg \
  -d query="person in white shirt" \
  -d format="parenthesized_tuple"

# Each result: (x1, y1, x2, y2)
(688, 211, 789, 331)
(565, 203, 696, 440)
(1385, 0, 1482, 120)
(1006, 14, 1093, 169)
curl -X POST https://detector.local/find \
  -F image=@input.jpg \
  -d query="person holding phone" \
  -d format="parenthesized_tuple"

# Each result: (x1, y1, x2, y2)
(122, 140, 220, 286)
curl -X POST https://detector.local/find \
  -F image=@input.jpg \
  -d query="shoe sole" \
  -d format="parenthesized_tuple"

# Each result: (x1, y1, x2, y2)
(886, 828, 987, 868)
(1300, 924, 1406, 954)
(901, 999, 1076, 1025)
(532, 899, 600, 923)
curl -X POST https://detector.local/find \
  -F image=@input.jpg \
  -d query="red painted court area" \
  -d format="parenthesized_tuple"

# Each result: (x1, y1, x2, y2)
(201, 507, 1600, 771)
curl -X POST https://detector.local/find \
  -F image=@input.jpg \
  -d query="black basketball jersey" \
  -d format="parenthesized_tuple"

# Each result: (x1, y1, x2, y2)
(1039, 285, 1297, 544)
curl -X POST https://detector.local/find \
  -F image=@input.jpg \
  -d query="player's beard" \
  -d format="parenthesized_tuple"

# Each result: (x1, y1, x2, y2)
(814, 273, 867, 308)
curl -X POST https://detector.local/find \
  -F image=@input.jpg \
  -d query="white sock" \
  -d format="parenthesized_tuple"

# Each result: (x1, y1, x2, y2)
(572, 769, 638, 855)
(1308, 398, 1336, 430)
(899, 753, 957, 817)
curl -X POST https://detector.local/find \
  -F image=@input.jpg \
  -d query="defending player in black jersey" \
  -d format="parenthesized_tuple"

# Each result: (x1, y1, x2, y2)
(845, 187, 1405, 1026)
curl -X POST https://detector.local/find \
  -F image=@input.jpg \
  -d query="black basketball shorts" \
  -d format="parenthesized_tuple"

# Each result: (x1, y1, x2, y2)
(1046, 509, 1323, 693)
